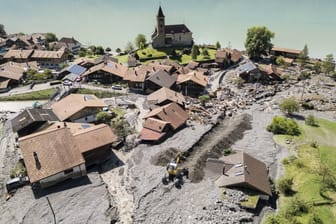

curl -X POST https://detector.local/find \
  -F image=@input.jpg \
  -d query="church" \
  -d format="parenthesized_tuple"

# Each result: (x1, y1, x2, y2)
(151, 6, 193, 48)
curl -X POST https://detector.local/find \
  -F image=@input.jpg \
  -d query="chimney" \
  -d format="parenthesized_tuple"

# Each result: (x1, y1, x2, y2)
(163, 108, 166, 114)
(33, 152, 41, 170)
(64, 122, 67, 128)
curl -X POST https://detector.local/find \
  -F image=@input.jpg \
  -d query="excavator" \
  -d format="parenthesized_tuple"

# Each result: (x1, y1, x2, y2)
(162, 152, 189, 188)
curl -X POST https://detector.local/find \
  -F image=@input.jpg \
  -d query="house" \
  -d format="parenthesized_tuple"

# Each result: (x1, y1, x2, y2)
(141, 102, 189, 143)
(123, 67, 149, 92)
(151, 6, 193, 48)
(82, 62, 127, 84)
(31, 47, 68, 69)
(215, 48, 242, 68)
(51, 94, 107, 122)
(47, 122, 117, 167)
(0, 61, 39, 91)
(58, 64, 87, 80)
(270, 47, 301, 59)
(4, 49, 34, 63)
(57, 37, 81, 54)
(11, 108, 60, 137)
(19, 121, 117, 188)
(145, 69, 176, 93)
(205, 152, 272, 198)
(73, 57, 98, 69)
(176, 71, 208, 96)
(236, 60, 260, 81)
(259, 64, 282, 81)
(19, 127, 87, 188)
(147, 87, 186, 108)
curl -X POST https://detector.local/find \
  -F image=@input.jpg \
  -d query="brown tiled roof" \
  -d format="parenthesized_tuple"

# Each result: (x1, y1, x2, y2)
(45, 122, 95, 135)
(146, 70, 176, 88)
(139, 128, 166, 141)
(31, 48, 66, 59)
(231, 49, 243, 63)
(147, 87, 186, 106)
(213, 152, 271, 195)
(73, 124, 117, 153)
(144, 103, 188, 130)
(73, 57, 96, 66)
(82, 62, 127, 79)
(4, 49, 34, 59)
(143, 117, 170, 133)
(176, 71, 208, 87)
(259, 64, 279, 75)
(271, 47, 301, 55)
(186, 61, 199, 70)
(11, 109, 59, 133)
(19, 128, 85, 183)
(123, 67, 149, 82)
(0, 61, 38, 80)
(146, 61, 174, 73)
(51, 94, 107, 121)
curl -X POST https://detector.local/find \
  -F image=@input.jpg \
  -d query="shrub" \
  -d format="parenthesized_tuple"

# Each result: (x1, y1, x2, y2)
(264, 214, 285, 224)
(279, 97, 300, 115)
(309, 213, 323, 224)
(278, 177, 294, 195)
(283, 196, 309, 218)
(282, 158, 289, 165)
(96, 111, 112, 124)
(302, 102, 314, 110)
(310, 141, 318, 148)
(305, 115, 318, 126)
(233, 77, 245, 88)
(267, 116, 300, 136)
(276, 56, 285, 65)
(198, 94, 210, 105)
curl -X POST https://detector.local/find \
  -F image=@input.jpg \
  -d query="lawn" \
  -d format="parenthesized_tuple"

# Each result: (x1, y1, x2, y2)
(0, 88, 57, 101)
(269, 118, 336, 223)
(75, 88, 123, 98)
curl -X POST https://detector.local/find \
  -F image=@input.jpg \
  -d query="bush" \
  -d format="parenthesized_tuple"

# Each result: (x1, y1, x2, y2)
(283, 196, 309, 218)
(309, 213, 323, 224)
(310, 141, 318, 148)
(279, 97, 300, 115)
(267, 116, 300, 136)
(198, 94, 210, 105)
(276, 56, 285, 65)
(302, 102, 314, 110)
(305, 115, 318, 126)
(264, 214, 286, 224)
(96, 111, 112, 124)
(278, 177, 294, 196)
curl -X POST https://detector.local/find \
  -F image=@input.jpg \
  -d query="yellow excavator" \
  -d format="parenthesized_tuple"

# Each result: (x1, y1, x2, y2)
(162, 152, 189, 188)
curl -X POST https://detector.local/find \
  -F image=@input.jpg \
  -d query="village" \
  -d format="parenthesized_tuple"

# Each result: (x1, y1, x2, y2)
(1, 6, 336, 224)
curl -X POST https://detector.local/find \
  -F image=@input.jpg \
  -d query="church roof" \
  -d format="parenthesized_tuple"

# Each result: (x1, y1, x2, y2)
(165, 24, 191, 34)
(157, 6, 165, 17)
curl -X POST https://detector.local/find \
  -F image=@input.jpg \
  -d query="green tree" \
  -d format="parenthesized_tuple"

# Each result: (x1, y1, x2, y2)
(116, 48, 121, 53)
(135, 34, 147, 49)
(245, 26, 274, 60)
(202, 47, 209, 57)
(96, 111, 112, 124)
(275, 56, 285, 65)
(198, 95, 210, 106)
(322, 53, 335, 74)
(267, 116, 300, 135)
(191, 45, 199, 60)
(298, 44, 309, 63)
(45, 32, 57, 44)
(215, 41, 221, 49)
(125, 42, 135, 53)
(0, 24, 7, 37)
(279, 97, 300, 115)
(95, 46, 105, 55)
(105, 47, 111, 53)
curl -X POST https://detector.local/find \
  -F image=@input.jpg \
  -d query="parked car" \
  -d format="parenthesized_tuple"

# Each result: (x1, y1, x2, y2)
(6, 176, 29, 193)
(112, 85, 122, 90)
(63, 80, 73, 86)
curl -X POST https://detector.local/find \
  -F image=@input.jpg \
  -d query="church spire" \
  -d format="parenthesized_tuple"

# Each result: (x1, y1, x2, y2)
(157, 5, 165, 17)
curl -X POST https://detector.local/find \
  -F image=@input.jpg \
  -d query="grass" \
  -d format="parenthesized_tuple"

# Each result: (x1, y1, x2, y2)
(0, 88, 56, 101)
(240, 195, 260, 209)
(75, 88, 124, 98)
(114, 54, 128, 64)
(270, 118, 336, 223)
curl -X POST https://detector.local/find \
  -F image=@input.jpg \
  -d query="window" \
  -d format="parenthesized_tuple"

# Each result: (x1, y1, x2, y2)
(64, 168, 74, 174)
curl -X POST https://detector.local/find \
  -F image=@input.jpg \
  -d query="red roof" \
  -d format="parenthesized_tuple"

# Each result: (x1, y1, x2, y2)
(139, 128, 166, 141)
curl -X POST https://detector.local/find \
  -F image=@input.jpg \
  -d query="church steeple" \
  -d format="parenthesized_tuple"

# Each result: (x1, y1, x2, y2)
(156, 6, 165, 35)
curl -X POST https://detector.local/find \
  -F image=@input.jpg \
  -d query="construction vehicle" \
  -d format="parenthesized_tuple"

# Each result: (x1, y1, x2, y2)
(162, 152, 189, 188)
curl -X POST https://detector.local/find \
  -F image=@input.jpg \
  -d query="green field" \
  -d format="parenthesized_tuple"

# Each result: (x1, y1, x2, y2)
(74, 88, 124, 98)
(0, 88, 56, 101)
(269, 118, 336, 223)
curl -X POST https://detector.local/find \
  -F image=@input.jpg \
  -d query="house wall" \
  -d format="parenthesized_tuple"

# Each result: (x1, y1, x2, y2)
(128, 81, 145, 92)
(34, 53, 68, 69)
(178, 81, 205, 97)
(70, 107, 102, 123)
(39, 163, 86, 188)
(86, 71, 123, 84)
(82, 145, 112, 167)
(165, 32, 193, 47)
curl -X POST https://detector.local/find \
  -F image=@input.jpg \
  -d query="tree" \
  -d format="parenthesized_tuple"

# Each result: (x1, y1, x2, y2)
(191, 45, 199, 60)
(267, 116, 300, 135)
(215, 41, 221, 49)
(105, 47, 111, 52)
(45, 32, 57, 44)
(135, 34, 147, 49)
(95, 46, 105, 55)
(116, 48, 121, 53)
(279, 97, 300, 115)
(322, 54, 335, 74)
(275, 56, 285, 65)
(125, 42, 135, 54)
(245, 26, 274, 60)
(202, 47, 209, 57)
(0, 24, 7, 37)
(298, 44, 309, 63)
(96, 111, 112, 124)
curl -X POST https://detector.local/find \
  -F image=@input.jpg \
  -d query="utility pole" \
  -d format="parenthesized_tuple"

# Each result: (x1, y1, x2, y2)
(46, 197, 56, 224)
